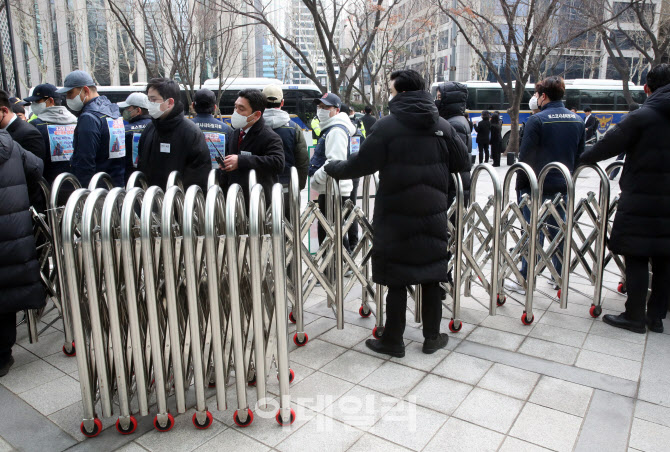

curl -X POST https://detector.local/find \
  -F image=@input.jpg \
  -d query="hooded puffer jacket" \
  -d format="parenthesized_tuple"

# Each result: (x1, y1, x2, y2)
(0, 129, 45, 314)
(580, 83, 670, 257)
(324, 90, 470, 285)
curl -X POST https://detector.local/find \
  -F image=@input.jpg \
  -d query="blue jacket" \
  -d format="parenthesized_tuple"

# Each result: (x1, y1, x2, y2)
(72, 96, 125, 187)
(191, 114, 232, 134)
(517, 100, 585, 194)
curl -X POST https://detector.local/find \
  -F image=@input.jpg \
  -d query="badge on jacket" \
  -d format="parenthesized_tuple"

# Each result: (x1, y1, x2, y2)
(160, 143, 170, 153)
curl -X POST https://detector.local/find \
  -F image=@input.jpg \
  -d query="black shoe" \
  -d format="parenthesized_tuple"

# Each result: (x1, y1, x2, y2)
(423, 333, 449, 354)
(646, 317, 664, 333)
(439, 287, 448, 301)
(603, 313, 646, 334)
(0, 356, 15, 377)
(365, 339, 405, 358)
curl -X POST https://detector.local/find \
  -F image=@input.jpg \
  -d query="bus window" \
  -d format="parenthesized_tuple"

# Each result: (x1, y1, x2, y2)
(632, 90, 647, 105)
(565, 89, 580, 111)
(476, 89, 502, 110)
(467, 88, 476, 110)
(580, 90, 615, 111)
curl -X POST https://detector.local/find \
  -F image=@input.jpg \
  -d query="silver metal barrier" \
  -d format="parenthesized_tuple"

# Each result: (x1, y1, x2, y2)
(166, 171, 184, 190)
(603, 161, 626, 296)
(126, 171, 148, 190)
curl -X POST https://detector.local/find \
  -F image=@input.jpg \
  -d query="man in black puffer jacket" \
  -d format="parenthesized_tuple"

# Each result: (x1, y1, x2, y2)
(0, 130, 45, 377)
(579, 63, 670, 335)
(325, 70, 470, 358)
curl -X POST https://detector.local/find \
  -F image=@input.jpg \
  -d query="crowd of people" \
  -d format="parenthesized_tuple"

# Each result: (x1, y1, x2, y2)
(1, 63, 669, 378)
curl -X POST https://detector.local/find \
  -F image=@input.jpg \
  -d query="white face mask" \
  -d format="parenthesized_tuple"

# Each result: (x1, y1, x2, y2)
(529, 96, 538, 111)
(148, 100, 168, 119)
(388, 94, 394, 102)
(31, 101, 47, 116)
(231, 110, 254, 129)
(316, 109, 331, 123)
(67, 90, 85, 112)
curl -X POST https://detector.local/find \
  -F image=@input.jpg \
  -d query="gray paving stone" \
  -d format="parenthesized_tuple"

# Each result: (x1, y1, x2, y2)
(351, 338, 392, 360)
(359, 361, 426, 398)
(509, 403, 583, 452)
(480, 314, 537, 336)
(0, 359, 65, 394)
(466, 327, 525, 351)
(406, 374, 473, 415)
(368, 402, 447, 451)
(266, 361, 316, 396)
(453, 388, 524, 434)
(477, 363, 540, 400)
(629, 418, 670, 452)
(582, 333, 645, 361)
(320, 350, 385, 384)
(389, 341, 450, 372)
(635, 400, 670, 429)
(423, 417, 504, 452)
(276, 414, 363, 452)
(319, 323, 372, 348)
(325, 385, 399, 431)
(43, 350, 80, 375)
(575, 350, 641, 381)
(289, 338, 347, 370)
(0, 437, 14, 452)
(498, 436, 552, 452)
(638, 333, 670, 408)
(289, 371, 354, 412)
(528, 322, 587, 347)
(135, 407, 226, 452)
(574, 389, 635, 452)
(518, 337, 580, 365)
(529, 376, 593, 417)
(114, 442, 150, 452)
(538, 310, 593, 333)
(9, 346, 40, 369)
(47, 400, 115, 442)
(19, 375, 81, 415)
(304, 316, 339, 339)
(17, 329, 66, 358)
(194, 427, 269, 452)
(432, 351, 493, 385)
(347, 433, 412, 452)
(588, 319, 647, 344)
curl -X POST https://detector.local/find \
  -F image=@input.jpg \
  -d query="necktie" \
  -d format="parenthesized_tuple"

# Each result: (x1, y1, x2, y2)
(238, 129, 245, 150)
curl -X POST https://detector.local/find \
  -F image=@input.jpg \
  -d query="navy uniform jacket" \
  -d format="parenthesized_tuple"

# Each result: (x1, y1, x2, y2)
(124, 114, 152, 182)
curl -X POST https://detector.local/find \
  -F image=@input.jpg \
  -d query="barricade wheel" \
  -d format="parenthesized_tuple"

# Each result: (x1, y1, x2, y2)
(193, 411, 214, 430)
(617, 282, 627, 294)
(359, 306, 372, 318)
(153, 413, 175, 432)
(289, 312, 297, 324)
(63, 342, 76, 357)
(276, 368, 296, 383)
(81, 418, 103, 438)
(248, 375, 257, 387)
(208, 380, 216, 388)
(589, 305, 602, 318)
(496, 295, 506, 307)
(372, 326, 384, 339)
(115, 416, 138, 435)
(448, 319, 462, 333)
(293, 332, 308, 347)
(521, 312, 534, 326)
(233, 409, 254, 427)
(557, 289, 561, 299)
(276, 408, 296, 426)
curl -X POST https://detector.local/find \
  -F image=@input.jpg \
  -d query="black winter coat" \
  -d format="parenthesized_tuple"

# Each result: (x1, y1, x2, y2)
(325, 91, 470, 286)
(361, 113, 377, 135)
(474, 118, 491, 146)
(579, 84, 670, 257)
(137, 107, 212, 191)
(0, 129, 45, 314)
(6, 118, 46, 209)
(222, 116, 285, 204)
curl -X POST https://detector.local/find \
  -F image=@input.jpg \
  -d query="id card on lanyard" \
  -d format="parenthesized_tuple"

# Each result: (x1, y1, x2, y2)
(47, 124, 76, 162)
(107, 117, 127, 159)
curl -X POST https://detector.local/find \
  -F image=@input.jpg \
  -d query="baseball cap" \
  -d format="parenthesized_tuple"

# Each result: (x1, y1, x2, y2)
(193, 89, 216, 107)
(314, 92, 341, 109)
(23, 84, 60, 103)
(9, 97, 29, 106)
(263, 85, 284, 104)
(118, 92, 150, 109)
(56, 70, 95, 93)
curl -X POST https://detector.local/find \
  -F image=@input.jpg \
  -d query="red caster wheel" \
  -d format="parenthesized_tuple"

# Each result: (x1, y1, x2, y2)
(193, 411, 214, 429)
(63, 341, 76, 357)
(289, 312, 297, 324)
(589, 305, 602, 318)
(359, 306, 372, 318)
(248, 375, 257, 387)
(81, 418, 103, 438)
(233, 408, 254, 427)
(277, 368, 295, 384)
(115, 416, 137, 435)
(449, 319, 463, 333)
(208, 380, 216, 388)
(496, 295, 506, 307)
(276, 408, 296, 426)
(521, 312, 534, 326)
(557, 289, 561, 299)
(617, 282, 627, 294)
(153, 413, 175, 432)
(293, 332, 308, 346)
(372, 326, 384, 339)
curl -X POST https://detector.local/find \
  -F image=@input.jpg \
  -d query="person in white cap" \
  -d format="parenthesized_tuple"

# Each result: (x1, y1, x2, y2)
(118, 92, 151, 182)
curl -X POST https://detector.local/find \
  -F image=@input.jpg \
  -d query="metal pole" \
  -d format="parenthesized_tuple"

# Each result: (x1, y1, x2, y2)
(4, 0, 20, 97)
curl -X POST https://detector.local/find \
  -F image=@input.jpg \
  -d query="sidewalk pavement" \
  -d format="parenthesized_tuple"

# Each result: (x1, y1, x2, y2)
(1, 159, 669, 452)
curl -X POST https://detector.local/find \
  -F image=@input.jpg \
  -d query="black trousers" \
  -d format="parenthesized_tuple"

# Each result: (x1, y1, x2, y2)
(491, 143, 502, 166)
(348, 178, 360, 249)
(0, 312, 17, 366)
(383, 283, 442, 346)
(624, 256, 670, 322)
(478, 144, 489, 164)
(317, 194, 351, 253)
